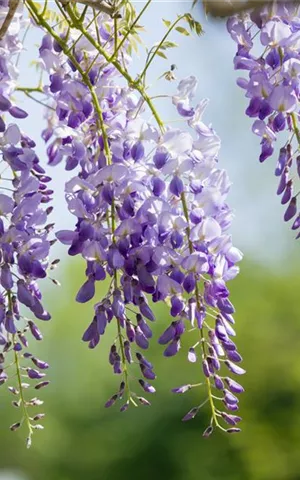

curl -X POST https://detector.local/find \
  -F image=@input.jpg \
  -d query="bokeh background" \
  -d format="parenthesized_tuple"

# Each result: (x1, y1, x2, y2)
(1, 1, 300, 479)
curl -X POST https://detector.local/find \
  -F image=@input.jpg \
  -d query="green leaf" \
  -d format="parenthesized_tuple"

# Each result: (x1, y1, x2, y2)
(156, 50, 168, 59)
(32, 1, 42, 11)
(124, 2, 136, 24)
(195, 22, 203, 35)
(183, 13, 203, 36)
(124, 9, 130, 23)
(133, 33, 143, 45)
(129, 36, 139, 54)
(162, 19, 171, 27)
(175, 26, 190, 36)
(161, 41, 178, 49)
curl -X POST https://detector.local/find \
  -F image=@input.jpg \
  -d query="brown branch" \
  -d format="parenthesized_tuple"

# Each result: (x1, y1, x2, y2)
(0, 0, 20, 40)
(0, 0, 120, 43)
(203, 0, 298, 18)
(56, 0, 121, 17)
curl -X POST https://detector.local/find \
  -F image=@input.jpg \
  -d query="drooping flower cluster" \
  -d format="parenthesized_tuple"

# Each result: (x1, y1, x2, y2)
(37, 10, 244, 434)
(0, 1, 54, 446)
(228, 4, 300, 235)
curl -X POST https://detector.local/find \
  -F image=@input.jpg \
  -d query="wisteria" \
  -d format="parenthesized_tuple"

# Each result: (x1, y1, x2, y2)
(0, 0, 54, 447)
(25, 3, 244, 435)
(2, 0, 300, 455)
(228, 4, 300, 235)
(0, 0, 249, 446)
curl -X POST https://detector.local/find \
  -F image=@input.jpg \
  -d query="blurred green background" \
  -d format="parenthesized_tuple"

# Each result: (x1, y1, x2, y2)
(1, 258, 300, 480)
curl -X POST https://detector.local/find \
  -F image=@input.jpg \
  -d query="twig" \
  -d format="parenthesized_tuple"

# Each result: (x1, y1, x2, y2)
(0, 0, 20, 41)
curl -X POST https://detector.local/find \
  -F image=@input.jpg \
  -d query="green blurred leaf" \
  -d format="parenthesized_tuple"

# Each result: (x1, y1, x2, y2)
(161, 41, 178, 49)
(2, 259, 300, 480)
(175, 26, 190, 36)
(156, 50, 168, 59)
(162, 18, 171, 27)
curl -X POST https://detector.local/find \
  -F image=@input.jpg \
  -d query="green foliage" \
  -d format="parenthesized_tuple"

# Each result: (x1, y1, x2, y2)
(183, 13, 203, 36)
(163, 14, 203, 38)
(32, 2, 66, 31)
(175, 26, 190, 37)
(0, 258, 300, 479)
(162, 19, 171, 28)
(154, 40, 178, 60)
(145, 14, 202, 69)
(117, 5, 145, 56)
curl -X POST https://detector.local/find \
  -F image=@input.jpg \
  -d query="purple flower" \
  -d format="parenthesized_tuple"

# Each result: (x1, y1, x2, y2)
(284, 197, 297, 221)
(164, 338, 180, 357)
(76, 278, 95, 303)
(27, 369, 46, 380)
(182, 407, 199, 422)
(170, 176, 184, 197)
(188, 347, 197, 363)
(27, 321, 43, 343)
(104, 394, 118, 408)
(225, 360, 246, 376)
(139, 379, 156, 394)
(225, 377, 244, 394)
(214, 375, 224, 390)
(158, 323, 176, 345)
(172, 384, 191, 394)
(34, 12, 243, 431)
(135, 326, 149, 349)
(0, 22, 53, 438)
(228, 11, 300, 234)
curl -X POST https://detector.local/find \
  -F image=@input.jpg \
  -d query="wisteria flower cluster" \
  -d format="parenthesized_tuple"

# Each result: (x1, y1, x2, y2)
(0, 0, 55, 447)
(0, 0, 245, 446)
(34, 8, 244, 434)
(228, 4, 300, 235)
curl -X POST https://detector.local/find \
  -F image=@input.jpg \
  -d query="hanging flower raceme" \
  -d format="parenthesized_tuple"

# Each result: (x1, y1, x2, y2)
(151, 79, 244, 434)
(36, 23, 158, 409)
(36, 6, 244, 433)
(228, 4, 300, 236)
(0, 4, 54, 447)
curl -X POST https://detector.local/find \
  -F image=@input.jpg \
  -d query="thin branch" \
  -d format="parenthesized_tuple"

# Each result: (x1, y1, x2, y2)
(0, 0, 20, 40)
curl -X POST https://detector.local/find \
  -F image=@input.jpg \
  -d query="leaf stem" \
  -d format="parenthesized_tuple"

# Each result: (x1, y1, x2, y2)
(15, 86, 44, 93)
(114, 15, 118, 53)
(180, 191, 220, 428)
(7, 290, 33, 448)
(109, 0, 152, 61)
(291, 112, 300, 146)
(139, 15, 185, 81)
